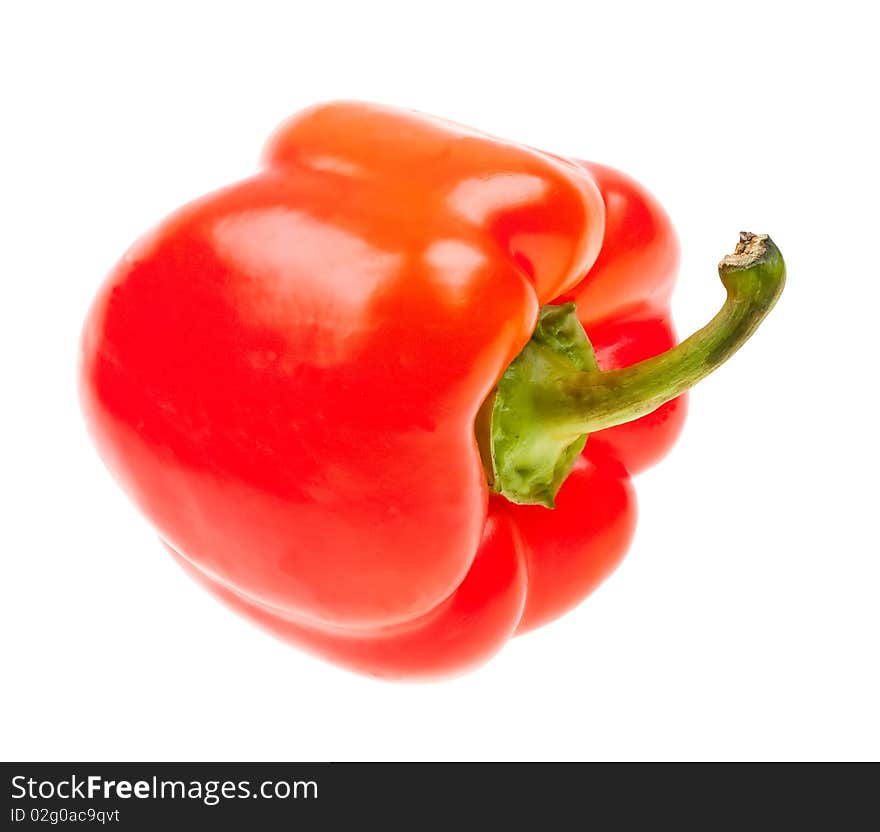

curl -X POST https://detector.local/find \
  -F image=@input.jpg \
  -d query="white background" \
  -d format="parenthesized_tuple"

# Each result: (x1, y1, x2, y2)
(2, 1, 878, 762)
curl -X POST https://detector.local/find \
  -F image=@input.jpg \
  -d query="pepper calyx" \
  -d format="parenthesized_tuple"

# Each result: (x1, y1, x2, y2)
(482, 303, 597, 508)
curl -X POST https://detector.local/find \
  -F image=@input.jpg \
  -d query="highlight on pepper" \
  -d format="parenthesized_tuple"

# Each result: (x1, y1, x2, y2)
(79, 101, 785, 679)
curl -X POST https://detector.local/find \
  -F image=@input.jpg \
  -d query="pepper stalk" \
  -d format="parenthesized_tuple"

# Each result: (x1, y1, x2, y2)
(482, 232, 786, 507)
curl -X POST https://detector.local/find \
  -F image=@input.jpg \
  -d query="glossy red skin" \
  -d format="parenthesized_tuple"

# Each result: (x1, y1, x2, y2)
(572, 161, 687, 476)
(80, 103, 684, 678)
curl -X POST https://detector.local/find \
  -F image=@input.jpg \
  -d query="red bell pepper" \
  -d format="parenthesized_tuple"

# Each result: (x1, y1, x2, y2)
(79, 102, 784, 678)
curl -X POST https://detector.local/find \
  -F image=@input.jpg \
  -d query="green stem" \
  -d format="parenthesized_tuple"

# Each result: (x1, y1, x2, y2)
(486, 232, 786, 507)
(552, 232, 785, 436)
